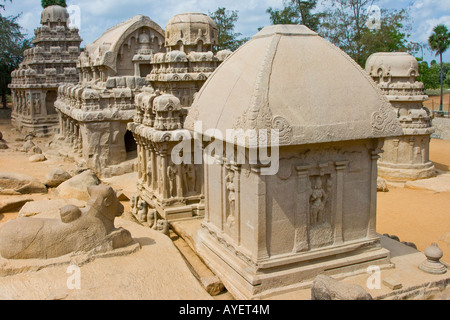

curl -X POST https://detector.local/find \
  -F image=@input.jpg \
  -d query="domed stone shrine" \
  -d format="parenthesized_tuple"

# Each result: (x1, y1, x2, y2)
(185, 25, 404, 299)
(366, 52, 436, 181)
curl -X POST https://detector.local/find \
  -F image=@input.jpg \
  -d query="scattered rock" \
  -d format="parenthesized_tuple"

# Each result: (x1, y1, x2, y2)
(74, 161, 89, 175)
(21, 140, 35, 152)
(384, 234, 417, 250)
(55, 170, 100, 201)
(311, 275, 373, 300)
(0, 131, 3, 140)
(0, 198, 33, 213)
(31, 146, 42, 154)
(0, 141, 7, 150)
(44, 168, 72, 188)
(28, 154, 47, 162)
(0, 172, 47, 195)
(24, 132, 35, 141)
(384, 233, 400, 242)
(377, 177, 389, 192)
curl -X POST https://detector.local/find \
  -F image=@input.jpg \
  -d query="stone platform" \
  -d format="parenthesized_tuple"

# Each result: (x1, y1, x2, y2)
(171, 219, 450, 300)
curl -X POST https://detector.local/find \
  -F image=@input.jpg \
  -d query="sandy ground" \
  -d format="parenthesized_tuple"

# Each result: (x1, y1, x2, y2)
(377, 138, 450, 263)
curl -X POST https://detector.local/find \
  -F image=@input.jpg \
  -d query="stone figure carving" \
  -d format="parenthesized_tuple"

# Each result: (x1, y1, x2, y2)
(0, 185, 132, 260)
(309, 176, 332, 225)
(147, 208, 157, 228)
(33, 98, 41, 115)
(225, 170, 236, 228)
(167, 163, 178, 198)
(137, 199, 148, 223)
(130, 193, 139, 216)
(146, 161, 152, 187)
(155, 219, 170, 236)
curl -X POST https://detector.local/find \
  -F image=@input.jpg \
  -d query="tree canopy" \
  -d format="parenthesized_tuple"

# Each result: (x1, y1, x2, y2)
(209, 7, 249, 51)
(428, 24, 450, 111)
(41, 0, 67, 8)
(266, 0, 322, 32)
(265, 0, 412, 68)
(0, 1, 31, 108)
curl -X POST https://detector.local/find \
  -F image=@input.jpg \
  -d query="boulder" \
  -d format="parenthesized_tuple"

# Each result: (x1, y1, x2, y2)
(21, 140, 35, 152)
(28, 154, 47, 162)
(31, 146, 42, 154)
(311, 275, 373, 300)
(0, 172, 47, 195)
(55, 170, 100, 201)
(0, 198, 33, 213)
(44, 168, 72, 188)
(0, 141, 7, 150)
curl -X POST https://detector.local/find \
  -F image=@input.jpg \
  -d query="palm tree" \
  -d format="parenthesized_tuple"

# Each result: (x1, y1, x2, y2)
(428, 24, 450, 112)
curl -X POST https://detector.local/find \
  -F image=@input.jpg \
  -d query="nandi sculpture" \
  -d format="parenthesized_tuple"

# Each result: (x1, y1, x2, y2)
(0, 185, 132, 260)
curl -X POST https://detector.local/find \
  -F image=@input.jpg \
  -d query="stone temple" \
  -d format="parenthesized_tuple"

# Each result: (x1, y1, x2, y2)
(366, 52, 436, 181)
(9, 5, 82, 136)
(127, 12, 231, 221)
(184, 25, 404, 299)
(54, 15, 166, 177)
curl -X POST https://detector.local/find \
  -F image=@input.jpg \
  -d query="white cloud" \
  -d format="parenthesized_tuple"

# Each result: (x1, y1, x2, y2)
(3, 0, 449, 61)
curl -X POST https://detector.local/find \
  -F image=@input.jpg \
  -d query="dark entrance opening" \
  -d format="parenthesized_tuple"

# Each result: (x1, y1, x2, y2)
(139, 64, 152, 77)
(45, 90, 58, 115)
(124, 130, 137, 153)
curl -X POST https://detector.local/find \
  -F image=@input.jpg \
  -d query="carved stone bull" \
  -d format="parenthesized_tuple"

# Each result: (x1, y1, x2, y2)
(0, 185, 132, 260)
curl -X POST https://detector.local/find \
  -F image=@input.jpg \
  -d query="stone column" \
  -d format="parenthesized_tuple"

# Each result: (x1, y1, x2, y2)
(334, 161, 348, 245)
(293, 165, 311, 253)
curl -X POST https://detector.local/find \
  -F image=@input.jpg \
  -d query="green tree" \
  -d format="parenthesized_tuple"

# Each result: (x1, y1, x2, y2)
(320, 0, 411, 67)
(41, 0, 67, 8)
(417, 60, 441, 90)
(0, 2, 31, 108)
(209, 7, 249, 51)
(266, 6, 299, 25)
(428, 24, 450, 112)
(266, 0, 322, 31)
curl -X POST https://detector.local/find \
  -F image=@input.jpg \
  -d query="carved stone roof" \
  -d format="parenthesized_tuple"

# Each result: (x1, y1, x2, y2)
(165, 12, 218, 48)
(185, 25, 403, 147)
(40, 5, 69, 24)
(366, 52, 419, 79)
(79, 15, 164, 71)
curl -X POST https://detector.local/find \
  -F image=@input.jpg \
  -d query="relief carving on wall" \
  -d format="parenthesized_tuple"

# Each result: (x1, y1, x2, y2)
(309, 175, 332, 226)
(225, 169, 236, 228)
(371, 102, 401, 136)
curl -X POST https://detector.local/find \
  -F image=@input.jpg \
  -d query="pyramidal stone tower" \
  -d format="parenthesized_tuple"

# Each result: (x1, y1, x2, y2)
(9, 5, 82, 136)
(128, 13, 231, 222)
(185, 25, 403, 299)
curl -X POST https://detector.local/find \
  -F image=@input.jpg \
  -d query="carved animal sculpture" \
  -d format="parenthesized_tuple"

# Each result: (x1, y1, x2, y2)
(0, 185, 132, 260)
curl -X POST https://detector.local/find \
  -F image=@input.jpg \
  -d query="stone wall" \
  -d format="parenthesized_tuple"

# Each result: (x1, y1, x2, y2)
(432, 117, 450, 140)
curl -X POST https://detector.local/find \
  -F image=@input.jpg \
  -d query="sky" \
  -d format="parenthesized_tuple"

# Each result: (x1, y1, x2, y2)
(2, 0, 450, 63)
